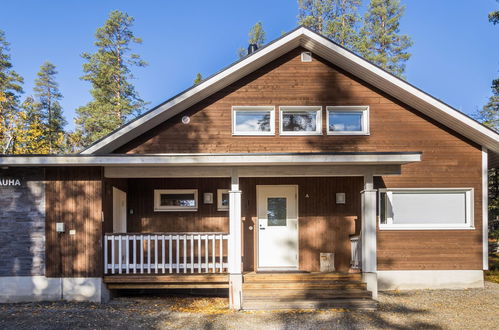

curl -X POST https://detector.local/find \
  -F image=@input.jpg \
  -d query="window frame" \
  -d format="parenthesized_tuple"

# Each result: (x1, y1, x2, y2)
(217, 189, 229, 211)
(154, 189, 198, 212)
(326, 106, 370, 135)
(378, 188, 474, 230)
(232, 106, 275, 136)
(279, 106, 322, 136)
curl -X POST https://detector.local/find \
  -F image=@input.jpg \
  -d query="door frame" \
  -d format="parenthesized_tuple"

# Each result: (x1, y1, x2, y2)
(255, 184, 299, 271)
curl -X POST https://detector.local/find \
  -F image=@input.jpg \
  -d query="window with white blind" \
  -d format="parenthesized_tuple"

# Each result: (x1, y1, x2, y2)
(379, 188, 474, 230)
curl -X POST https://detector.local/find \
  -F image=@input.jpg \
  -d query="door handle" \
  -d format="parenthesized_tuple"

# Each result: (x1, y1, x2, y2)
(259, 227, 266, 230)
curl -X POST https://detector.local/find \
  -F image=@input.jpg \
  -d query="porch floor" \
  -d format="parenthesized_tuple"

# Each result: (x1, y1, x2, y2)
(103, 274, 229, 289)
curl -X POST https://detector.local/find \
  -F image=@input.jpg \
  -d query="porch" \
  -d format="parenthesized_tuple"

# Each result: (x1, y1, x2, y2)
(98, 152, 421, 309)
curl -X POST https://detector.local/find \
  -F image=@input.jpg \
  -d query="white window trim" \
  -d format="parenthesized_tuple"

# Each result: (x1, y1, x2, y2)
(232, 106, 275, 136)
(326, 106, 370, 135)
(154, 189, 198, 212)
(378, 188, 474, 230)
(279, 106, 322, 136)
(217, 189, 229, 211)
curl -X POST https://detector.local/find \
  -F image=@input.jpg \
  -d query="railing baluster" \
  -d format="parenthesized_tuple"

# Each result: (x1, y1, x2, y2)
(140, 235, 144, 274)
(219, 234, 223, 272)
(197, 235, 201, 273)
(169, 235, 173, 273)
(154, 235, 158, 274)
(162, 235, 166, 274)
(211, 234, 217, 272)
(111, 235, 115, 274)
(190, 235, 194, 273)
(133, 235, 137, 274)
(125, 235, 129, 274)
(103, 235, 108, 275)
(204, 235, 208, 273)
(147, 235, 151, 274)
(175, 235, 180, 274)
(183, 235, 187, 274)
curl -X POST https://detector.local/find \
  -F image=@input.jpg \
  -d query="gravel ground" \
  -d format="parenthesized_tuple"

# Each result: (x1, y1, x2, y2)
(0, 281, 498, 330)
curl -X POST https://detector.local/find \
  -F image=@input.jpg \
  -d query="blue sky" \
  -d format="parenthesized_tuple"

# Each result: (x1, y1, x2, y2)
(1, 1, 498, 130)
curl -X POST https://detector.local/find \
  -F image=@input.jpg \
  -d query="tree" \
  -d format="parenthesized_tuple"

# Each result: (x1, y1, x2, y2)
(33, 62, 66, 153)
(75, 10, 147, 146)
(358, 0, 412, 78)
(298, 0, 361, 50)
(238, 22, 266, 58)
(8, 97, 49, 154)
(0, 30, 24, 153)
(194, 73, 203, 85)
(490, 1, 499, 25)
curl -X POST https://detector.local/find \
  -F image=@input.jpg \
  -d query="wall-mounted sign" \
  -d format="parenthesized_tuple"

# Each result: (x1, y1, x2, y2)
(0, 178, 22, 187)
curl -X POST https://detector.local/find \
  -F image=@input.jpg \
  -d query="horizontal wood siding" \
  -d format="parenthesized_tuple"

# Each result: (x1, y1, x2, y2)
(45, 167, 103, 277)
(126, 178, 231, 233)
(112, 47, 483, 271)
(240, 177, 362, 273)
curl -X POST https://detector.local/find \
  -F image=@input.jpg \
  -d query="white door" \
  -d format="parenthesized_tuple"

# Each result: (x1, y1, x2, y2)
(112, 187, 127, 233)
(257, 185, 299, 271)
(112, 187, 127, 265)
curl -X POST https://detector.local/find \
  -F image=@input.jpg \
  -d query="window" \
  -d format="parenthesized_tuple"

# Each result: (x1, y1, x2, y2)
(301, 51, 312, 62)
(154, 189, 198, 212)
(232, 106, 275, 135)
(327, 106, 369, 135)
(267, 197, 287, 226)
(379, 188, 474, 230)
(279, 106, 322, 135)
(217, 189, 229, 211)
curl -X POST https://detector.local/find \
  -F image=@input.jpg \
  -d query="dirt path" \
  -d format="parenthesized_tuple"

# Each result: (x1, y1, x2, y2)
(1, 282, 498, 329)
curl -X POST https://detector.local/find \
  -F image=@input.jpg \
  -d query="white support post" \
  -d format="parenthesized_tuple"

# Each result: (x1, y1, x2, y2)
(228, 168, 243, 310)
(361, 173, 378, 300)
(482, 147, 489, 271)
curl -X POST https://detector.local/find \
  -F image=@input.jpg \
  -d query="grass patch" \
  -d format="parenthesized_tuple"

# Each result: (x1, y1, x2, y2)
(485, 241, 499, 284)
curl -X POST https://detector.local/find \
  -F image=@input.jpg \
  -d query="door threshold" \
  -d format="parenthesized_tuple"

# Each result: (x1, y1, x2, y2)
(255, 270, 309, 274)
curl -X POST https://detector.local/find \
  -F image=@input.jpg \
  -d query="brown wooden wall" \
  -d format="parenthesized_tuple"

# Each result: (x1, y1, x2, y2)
(118, 176, 362, 273)
(125, 178, 231, 233)
(45, 167, 103, 277)
(240, 177, 363, 273)
(111, 46, 484, 271)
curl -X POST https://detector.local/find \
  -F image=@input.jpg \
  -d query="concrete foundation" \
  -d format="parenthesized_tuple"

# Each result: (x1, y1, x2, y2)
(377, 270, 484, 290)
(0, 276, 108, 303)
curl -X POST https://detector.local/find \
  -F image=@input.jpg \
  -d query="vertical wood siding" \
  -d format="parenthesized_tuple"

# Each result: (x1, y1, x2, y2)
(45, 167, 103, 277)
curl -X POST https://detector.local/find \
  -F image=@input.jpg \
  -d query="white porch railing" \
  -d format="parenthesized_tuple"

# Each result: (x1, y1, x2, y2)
(350, 235, 361, 269)
(104, 233, 229, 275)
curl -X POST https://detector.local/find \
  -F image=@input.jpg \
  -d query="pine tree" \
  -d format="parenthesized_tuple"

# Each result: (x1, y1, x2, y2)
(358, 0, 412, 78)
(75, 10, 147, 146)
(298, 0, 361, 50)
(9, 97, 49, 154)
(33, 62, 66, 153)
(476, 79, 499, 131)
(490, 1, 499, 25)
(0, 30, 24, 153)
(238, 22, 266, 58)
(194, 73, 203, 85)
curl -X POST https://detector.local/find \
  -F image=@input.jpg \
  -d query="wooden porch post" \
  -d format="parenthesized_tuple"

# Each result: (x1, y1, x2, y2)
(361, 173, 378, 299)
(228, 168, 243, 309)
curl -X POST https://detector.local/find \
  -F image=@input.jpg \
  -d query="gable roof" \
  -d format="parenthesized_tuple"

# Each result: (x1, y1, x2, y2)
(81, 26, 499, 165)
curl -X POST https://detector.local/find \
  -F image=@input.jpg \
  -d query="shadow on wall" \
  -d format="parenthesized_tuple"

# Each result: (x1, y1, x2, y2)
(0, 168, 45, 277)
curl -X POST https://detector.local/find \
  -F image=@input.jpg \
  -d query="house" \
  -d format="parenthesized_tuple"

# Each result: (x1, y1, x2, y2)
(0, 27, 498, 310)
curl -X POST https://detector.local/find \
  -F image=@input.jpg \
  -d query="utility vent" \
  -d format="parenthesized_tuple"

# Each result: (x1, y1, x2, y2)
(301, 51, 312, 62)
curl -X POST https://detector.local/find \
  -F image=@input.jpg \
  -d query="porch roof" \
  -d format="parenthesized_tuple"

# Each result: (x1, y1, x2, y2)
(0, 151, 421, 167)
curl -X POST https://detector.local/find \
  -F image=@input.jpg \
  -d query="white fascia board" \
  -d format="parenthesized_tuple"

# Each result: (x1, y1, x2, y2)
(0, 152, 421, 166)
(81, 28, 306, 155)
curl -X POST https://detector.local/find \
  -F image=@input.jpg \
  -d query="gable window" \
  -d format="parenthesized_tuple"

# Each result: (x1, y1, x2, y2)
(154, 189, 198, 212)
(379, 188, 474, 230)
(327, 106, 369, 135)
(279, 106, 322, 135)
(232, 106, 275, 135)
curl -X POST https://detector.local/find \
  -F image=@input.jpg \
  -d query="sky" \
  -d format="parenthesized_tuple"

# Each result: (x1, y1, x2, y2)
(0, 1, 498, 131)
